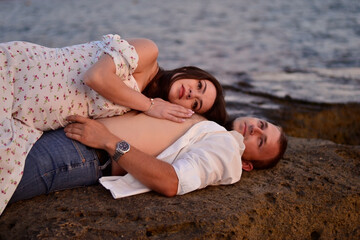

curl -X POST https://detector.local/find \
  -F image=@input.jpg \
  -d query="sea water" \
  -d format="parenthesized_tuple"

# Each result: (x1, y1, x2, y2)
(1, 0, 359, 144)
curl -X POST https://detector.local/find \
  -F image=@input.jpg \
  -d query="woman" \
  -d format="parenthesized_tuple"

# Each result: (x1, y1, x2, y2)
(0, 34, 227, 212)
(1, 34, 226, 127)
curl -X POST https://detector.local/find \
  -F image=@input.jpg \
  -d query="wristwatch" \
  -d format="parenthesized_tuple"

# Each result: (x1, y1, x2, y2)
(112, 140, 130, 162)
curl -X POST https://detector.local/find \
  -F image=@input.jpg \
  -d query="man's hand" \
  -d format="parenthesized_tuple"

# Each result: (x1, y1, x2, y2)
(144, 98, 194, 123)
(64, 115, 118, 153)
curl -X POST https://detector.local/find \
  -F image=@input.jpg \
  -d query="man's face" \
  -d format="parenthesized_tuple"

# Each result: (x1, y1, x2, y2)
(232, 117, 281, 164)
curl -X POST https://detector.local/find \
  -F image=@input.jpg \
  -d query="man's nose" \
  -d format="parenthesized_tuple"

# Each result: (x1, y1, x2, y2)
(250, 126, 263, 135)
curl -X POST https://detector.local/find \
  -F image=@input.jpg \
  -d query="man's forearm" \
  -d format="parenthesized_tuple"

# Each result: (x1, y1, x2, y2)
(104, 138, 179, 197)
(64, 115, 179, 197)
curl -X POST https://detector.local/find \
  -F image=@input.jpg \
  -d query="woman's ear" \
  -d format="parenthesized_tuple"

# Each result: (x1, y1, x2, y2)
(242, 160, 254, 172)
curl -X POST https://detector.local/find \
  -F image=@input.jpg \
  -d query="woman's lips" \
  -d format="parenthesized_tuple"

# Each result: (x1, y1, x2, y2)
(179, 85, 185, 99)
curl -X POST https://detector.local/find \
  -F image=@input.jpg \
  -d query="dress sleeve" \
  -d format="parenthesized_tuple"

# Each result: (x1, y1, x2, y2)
(100, 34, 139, 79)
(172, 131, 244, 195)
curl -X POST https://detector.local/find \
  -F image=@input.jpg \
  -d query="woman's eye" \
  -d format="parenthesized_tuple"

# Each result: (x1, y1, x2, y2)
(197, 81, 202, 90)
(192, 101, 198, 110)
(260, 121, 264, 129)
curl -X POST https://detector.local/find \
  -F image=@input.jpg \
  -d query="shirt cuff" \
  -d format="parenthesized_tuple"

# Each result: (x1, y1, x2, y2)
(173, 159, 202, 195)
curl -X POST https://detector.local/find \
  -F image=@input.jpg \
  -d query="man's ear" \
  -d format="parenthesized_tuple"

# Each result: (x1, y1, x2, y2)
(242, 160, 254, 172)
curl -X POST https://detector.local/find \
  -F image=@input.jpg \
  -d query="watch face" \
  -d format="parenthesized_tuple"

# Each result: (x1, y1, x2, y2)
(113, 140, 130, 162)
(118, 141, 130, 151)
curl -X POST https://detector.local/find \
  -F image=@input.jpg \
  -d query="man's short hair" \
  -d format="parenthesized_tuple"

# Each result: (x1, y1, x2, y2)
(251, 128, 288, 170)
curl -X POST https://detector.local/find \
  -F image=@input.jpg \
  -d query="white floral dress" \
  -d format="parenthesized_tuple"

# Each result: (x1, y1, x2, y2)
(0, 34, 140, 214)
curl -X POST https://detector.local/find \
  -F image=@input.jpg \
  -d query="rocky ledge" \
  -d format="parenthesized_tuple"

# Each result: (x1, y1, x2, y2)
(0, 137, 359, 239)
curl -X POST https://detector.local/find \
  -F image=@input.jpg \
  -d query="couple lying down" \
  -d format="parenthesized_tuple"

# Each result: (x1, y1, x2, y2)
(9, 111, 287, 207)
(0, 34, 287, 214)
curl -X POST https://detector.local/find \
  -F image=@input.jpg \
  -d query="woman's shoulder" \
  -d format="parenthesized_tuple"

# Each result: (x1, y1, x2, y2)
(127, 38, 159, 60)
(128, 38, 159, 67)
(128, 38, 159, 89)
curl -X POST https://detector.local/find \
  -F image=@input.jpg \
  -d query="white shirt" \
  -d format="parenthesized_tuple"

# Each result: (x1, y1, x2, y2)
(99, 121, 245, 198)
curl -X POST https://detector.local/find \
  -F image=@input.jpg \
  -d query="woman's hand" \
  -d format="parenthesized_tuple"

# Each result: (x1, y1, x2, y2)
(64, 115, 118, 151)
(144, 98, 194, 123)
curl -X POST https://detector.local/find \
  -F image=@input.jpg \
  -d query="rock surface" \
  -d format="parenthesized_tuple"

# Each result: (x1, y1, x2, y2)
(0, 137, 359, 239)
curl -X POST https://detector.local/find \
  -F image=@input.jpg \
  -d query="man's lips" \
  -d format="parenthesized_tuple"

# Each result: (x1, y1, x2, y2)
(179, 85, 185, 99)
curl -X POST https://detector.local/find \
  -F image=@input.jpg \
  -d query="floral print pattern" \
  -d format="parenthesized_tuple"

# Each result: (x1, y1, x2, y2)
(0, 34, 139, 214)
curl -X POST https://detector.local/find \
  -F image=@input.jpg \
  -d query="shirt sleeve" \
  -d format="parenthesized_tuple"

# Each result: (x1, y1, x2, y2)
(99, 34, 139, 79)
(172, 132, 243, 195)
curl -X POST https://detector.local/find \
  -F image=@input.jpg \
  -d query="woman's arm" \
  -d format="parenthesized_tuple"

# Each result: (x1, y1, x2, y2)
(83, 39, 193, 123)
(64, 115, 178, 197)
(84, 53, 152, 112)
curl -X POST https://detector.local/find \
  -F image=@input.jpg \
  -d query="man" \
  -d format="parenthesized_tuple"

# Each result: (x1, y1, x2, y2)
(226, 116, 288, 171)
(9, 112, 287, 205)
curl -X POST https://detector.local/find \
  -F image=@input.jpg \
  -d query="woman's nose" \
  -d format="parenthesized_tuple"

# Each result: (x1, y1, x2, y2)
(186, 89, 192, 99)
(187, 89, 200, 99)
(187, 89, 198, 99)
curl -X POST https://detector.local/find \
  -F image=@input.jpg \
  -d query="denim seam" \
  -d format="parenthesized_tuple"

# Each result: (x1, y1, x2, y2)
(71, 140, 86, 162)
(71, 140, 101, 179)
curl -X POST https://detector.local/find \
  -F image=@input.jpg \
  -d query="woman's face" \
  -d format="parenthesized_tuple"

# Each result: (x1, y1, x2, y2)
(168, 79, 217, 114)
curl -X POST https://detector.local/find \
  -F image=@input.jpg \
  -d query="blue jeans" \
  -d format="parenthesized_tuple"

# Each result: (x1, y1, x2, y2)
(9, 128, 110, 203)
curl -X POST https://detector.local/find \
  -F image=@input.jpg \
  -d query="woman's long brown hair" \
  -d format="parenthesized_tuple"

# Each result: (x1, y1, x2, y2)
(143, 66, 228, 125)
